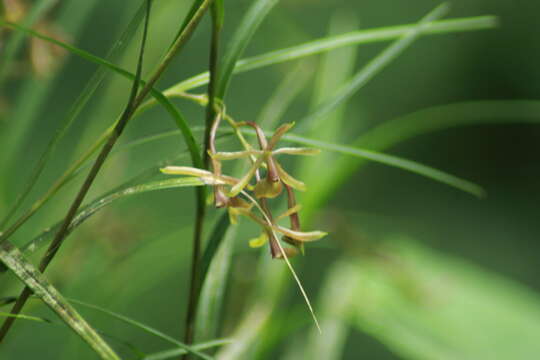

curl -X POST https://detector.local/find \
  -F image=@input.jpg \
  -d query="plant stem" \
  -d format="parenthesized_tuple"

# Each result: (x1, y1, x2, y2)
(0, 0, 214, 341)
(183, 1, 223, 355)
(0, 0, 152, 338)
(0, 129, 111, 241)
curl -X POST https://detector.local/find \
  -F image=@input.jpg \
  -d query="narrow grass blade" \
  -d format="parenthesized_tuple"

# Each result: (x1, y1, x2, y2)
(195, 225, 236, 342)
(60, 131, 229, 194)
(0, 0, 100, 203)
(169, 0, 206, 50)
(306, 99, 540, 212)
(215, 254, 289, 360)
(297, 3, 450, 131)
(0, 135, 229, 267)
(0, 242, 120, 359)
(350, 238, 540, 359)
(82, 126, 486, 198)
(298, 10, 358, 212)
(216, 0, 279, 98)
(199, 213, 231, 289)
(143, 339, 233, 360)
(165, 15, 497, 93)
(280, 263, 357, 360)
(257, 61, 312, 129)
(304, 262, 358, 359)
(21, 177, 204, 256)
(0, 2, 148, 229)
(0, 19, 204, 169)
(0, 22, 203, 241)
(219, 127, 484, 197)
(0, 0, 58, 86)
(0, 312, 51, 323)
(283, 133, 485, 197)
(0, 0, 153, 341)
(68, 298, 215, 360)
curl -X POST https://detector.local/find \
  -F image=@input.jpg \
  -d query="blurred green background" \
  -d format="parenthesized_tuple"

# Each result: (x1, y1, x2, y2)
(1, 0, 540, 359)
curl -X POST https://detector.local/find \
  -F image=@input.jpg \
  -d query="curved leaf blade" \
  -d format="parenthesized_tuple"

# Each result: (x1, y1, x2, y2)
(0, 242, 120, 359)
(166, 15, 497, 93)
(297, 3, 450, 131)
(68, 298, 215, 360)
(282, 133, 485, 198)
(305, 100, 540, 211)
(0, 2, 148, 229)
(22, 178, 204, 256)
(215, 0, 279, 98)
(143, 339, 233, 360)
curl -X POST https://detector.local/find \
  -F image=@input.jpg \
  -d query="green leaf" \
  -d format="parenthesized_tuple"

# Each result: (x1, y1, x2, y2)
(256, 61, 312, 129)
(0, 20, 204, 241)
(280, 261, 358, 360)
(283, 133, 485, 198)
(20, 177, 204, 257)
(169, 0, 206, 49)
(305, 100, 540, 213)
(0, 242, 120, 359)
(298, 10, 359, 219)
(0, 134, 230, 269)
(68, 298, 215, 360)
(165, 15, 497, 93)
(84, 126, 487, 199)
(215, 255, 289, 360)
(0, 311, 51, 323)
(297, 3, 450, 131)
(143, 339, 233, 360)
(349, 238, 540, 359)
(304, 262, 357, 360)
(199, 213, 231, 290)
(0, 19, 203, 169)
(0, 0, 101, 203)
(0, 1, 148, 229)
(215, 0, 279, 98)
(195, 223, 236, 342)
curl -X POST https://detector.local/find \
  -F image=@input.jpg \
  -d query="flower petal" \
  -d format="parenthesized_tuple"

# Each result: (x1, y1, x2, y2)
(210, 150, 261, 160)
(275, 162, 306, 191)
(249, 232, 269, 248)
(161, 166, 239, 186)
(267, 122, 295, 150)
(228, 207, 240, 225)
(227, 155, 265, 197)
(275, 225, 327, 242)
(276, 204, 303, 221)
(272, 147, 320, 156)
(254, 178, 283, 199)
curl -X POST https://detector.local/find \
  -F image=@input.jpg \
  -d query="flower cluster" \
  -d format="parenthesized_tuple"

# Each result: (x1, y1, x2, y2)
(161, 111, 327, 259)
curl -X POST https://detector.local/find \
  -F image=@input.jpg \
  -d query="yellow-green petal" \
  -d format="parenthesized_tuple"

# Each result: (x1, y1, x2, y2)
(275, 226, 327, 242)
(249, 232, 268, 248)
(275, 162, 306, 191)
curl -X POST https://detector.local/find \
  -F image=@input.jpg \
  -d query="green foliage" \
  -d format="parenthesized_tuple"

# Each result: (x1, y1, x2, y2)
(3, 1, 540, 360)
(351, 239, 540, 359)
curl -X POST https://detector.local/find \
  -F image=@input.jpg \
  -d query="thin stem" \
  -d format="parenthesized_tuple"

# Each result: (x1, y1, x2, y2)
(0, 0, 214, 341)
(183, 1, 222, 354)
(0, 128, 112, 241)
(0, 0, 214, 245)
(0, 0, 152, 338)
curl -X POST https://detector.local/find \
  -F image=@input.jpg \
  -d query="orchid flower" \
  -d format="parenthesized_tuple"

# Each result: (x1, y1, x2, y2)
(160, 119, 326, 259)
